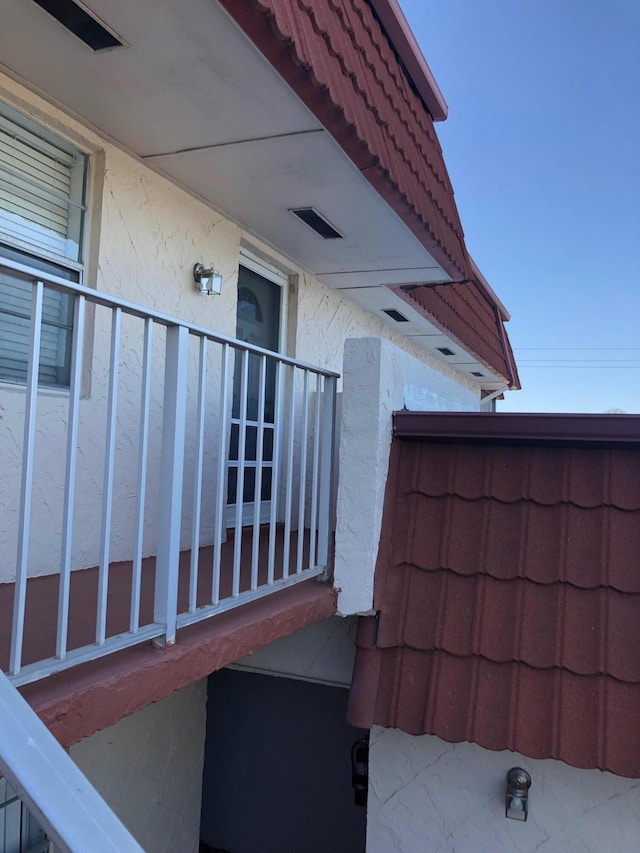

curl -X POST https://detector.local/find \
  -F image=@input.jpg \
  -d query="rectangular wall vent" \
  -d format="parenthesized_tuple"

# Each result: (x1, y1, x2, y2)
(382, 308, 409, 323)
(437, 346, 456, 357)
(31, 0, 125, 51)
(289, 208, 343, 240)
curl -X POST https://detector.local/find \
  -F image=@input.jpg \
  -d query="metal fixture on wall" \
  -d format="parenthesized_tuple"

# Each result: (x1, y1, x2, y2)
(351, 735, 369, 808)
(505, 767, 531, 821)
(193, 263, 222, 295)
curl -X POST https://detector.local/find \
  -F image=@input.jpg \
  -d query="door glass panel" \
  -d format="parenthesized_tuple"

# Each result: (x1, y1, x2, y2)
(228, 264, 281, 519)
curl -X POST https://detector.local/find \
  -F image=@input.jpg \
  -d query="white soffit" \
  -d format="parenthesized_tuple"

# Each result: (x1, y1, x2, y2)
(148, 132, 443, 279)
(0, 0, 322, 153)
(0, 0, 447, 289)
(342, 286, 505, 387)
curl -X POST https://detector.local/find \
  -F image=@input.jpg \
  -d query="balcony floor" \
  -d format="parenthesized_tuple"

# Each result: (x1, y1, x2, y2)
(1, 526, 336, 745)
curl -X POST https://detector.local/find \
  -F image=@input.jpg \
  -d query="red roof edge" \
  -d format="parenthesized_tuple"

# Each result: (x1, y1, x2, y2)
(367, 0, 448, 121)
(393, 411, 640, 447)
(393, 278, 520, 389)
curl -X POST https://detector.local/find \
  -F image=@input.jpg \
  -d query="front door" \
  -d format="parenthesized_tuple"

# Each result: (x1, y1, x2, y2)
(227, 261, 283, 526)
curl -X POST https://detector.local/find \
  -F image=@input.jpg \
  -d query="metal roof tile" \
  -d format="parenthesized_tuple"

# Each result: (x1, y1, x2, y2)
(351, 424, 640, 777)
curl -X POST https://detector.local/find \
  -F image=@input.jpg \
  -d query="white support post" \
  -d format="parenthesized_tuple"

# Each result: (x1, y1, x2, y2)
(154, 324, 189, 646)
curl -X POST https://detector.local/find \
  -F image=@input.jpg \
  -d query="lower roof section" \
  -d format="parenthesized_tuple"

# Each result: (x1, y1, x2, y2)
(348, 414, 640, 777)
(21, 579, 336, 747)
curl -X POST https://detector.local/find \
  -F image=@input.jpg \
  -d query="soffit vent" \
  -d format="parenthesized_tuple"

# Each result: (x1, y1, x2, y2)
(471, 371, 484, 377)
(437, 346, 456, 356)
(31, 0, 125, 51)
(382, 308, 409, 323)
(289, 208, 343, 240)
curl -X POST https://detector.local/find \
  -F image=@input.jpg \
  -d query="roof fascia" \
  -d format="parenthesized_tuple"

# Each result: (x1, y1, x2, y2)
(393, 411, 640, 447)
(367, 0, 448, 121)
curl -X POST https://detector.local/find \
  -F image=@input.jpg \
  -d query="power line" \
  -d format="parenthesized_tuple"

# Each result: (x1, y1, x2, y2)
(516, 347, 640, 351)
(518, 365, 640, 369)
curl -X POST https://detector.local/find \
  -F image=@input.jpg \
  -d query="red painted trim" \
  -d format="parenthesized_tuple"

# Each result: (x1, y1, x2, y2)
(21, 581, 336, 747)
(393, 411, 640, 446)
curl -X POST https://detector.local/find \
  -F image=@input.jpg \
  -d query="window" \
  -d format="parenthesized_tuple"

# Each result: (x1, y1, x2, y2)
(0, 777, 49, 852)
(0, 102, 88, 387)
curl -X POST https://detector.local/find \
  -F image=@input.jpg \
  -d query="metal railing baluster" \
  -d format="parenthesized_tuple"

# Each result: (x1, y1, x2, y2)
(250, 355, 267, 591)
(96, 307, 121, 646)
(213, 343, 230, 606)
(282, 366, 296, 579)
(296, 370, 310, 574)
(232, 348, 249, 598)
(267, 361, 284, 586)
(130, 318, 153, 633)
(57, 294, 85, 658)
(309, 372, 322, 569)
(9, 280, 44, 677)
(189, 336, 208, 614)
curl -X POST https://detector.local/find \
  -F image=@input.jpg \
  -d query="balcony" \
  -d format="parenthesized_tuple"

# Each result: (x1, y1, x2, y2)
(0, 257, 338, 688)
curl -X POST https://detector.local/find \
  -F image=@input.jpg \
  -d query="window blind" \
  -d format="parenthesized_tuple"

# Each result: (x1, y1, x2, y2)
(0, 105, 86, 386)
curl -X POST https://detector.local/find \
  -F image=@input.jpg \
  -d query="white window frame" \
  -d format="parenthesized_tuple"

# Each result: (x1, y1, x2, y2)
(0, 100, 89, 388)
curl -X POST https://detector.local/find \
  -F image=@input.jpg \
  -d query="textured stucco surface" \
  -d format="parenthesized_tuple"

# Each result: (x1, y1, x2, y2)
(233, 613, 358, 687)
(70, 680, 207, 853)
(334, 337, 479, 615)
(368, 727, 640, 853)
(1, 73, 479, 595)
(0, 74, 240, 581)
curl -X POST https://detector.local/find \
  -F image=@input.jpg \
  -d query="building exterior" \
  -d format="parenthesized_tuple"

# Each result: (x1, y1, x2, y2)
(349, 412, 640, 852)
(0, 2, 600, 852)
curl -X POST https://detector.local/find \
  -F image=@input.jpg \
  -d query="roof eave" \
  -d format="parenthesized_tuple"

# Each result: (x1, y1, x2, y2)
(393, 411, 640, 447)
(367, 0, 448, 121)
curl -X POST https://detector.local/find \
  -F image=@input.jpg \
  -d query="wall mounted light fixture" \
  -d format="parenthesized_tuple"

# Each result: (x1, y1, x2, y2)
(193, 263, 222, 295)
(351, 735, 369, 808)
(505, 767, 531, 821)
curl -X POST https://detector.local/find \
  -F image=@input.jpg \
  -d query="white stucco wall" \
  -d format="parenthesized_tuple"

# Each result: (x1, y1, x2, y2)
(368, 727, 640, 853)
(0, 75, 241, 580)
(0, 73, 480, 585)
(334, 337, 480, 615)
(232, 614, 358, 687)
(69, 680, 207, 853)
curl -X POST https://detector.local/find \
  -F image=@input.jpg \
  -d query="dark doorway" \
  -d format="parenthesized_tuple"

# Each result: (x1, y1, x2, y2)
(200, 669, 367, 853)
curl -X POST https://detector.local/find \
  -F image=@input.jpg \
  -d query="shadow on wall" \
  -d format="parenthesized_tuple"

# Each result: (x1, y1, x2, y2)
(200, 668, 367, 853)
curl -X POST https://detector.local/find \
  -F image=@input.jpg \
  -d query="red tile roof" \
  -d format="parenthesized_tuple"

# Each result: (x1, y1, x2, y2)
(393, 278, 520, 387)
(348, 413, 640, 777)
(222, 0, 518, 385)
(220, 0, 470, 280)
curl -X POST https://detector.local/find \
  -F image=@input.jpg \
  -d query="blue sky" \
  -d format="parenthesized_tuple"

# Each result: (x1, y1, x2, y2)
(398, 0, 640, 413)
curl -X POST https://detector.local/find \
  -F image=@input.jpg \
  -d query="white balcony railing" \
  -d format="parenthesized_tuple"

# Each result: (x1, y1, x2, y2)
(0, 257, 338, 687)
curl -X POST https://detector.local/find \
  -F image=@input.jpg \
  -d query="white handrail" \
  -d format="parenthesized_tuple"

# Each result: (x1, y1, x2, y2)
(0, 670, 145, 853)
